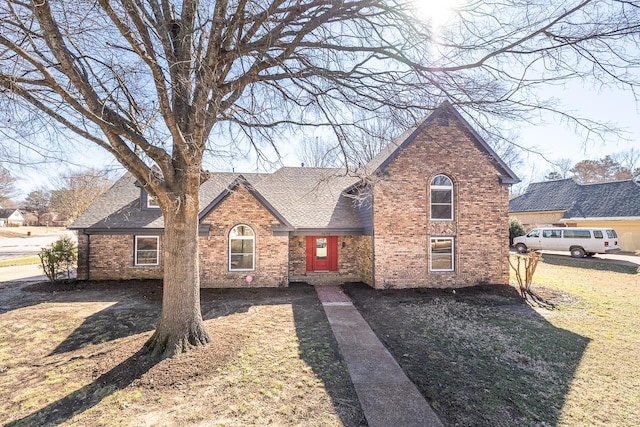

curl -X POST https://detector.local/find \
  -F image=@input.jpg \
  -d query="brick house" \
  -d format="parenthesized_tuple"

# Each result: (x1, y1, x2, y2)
(70, 103, 519, 288)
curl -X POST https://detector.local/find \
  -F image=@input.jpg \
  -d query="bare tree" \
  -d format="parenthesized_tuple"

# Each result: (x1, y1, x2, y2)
(49, 169, 114, 222)
(0, 166, 17, 206)
(615, 148, 640, 180)
(295, 137, 341, 168)
(544, 158, 574, 180)
(1, 0, 640, 357)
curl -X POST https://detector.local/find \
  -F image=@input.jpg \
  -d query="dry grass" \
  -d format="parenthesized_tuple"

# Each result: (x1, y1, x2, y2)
(0, 226, 68, 238)
(345, 261, 640, 427)
(0, 282, 364, 426)
(0, 255, 41, 267)
(530, 262, 640, 426)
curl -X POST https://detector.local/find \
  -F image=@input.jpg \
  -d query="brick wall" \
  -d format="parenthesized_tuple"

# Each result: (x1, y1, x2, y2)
(199, 186, 289, 287)
(77, 186, 289, 287)
(289, 235, 372, 284)
(372, 111, 510, 288)
(76, 233, 163, 280)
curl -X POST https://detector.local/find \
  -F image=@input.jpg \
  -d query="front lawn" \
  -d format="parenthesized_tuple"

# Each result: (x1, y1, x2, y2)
(0, 281, 365, 426)
(345, 262, 640, 427)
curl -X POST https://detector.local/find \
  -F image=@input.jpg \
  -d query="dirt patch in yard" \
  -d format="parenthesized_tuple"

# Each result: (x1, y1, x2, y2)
(1, 280, 365, 426)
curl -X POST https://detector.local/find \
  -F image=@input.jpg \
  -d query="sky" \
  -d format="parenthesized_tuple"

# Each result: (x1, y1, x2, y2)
(4, 0, 640, 200)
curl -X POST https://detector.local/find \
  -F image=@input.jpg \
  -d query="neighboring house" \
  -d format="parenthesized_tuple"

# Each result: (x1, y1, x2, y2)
(0, 209, 25, 227)
(70, 103, 519, 288)
(509, 178, 640, 252)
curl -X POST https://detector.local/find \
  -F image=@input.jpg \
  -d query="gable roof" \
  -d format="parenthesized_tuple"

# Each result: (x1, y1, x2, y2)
(250, 167, 362, 230)
(0, 209, 23, 219)
(509, 178, 640, 219)
(364, 102, 520, 184)
(70, 172, 265, 230)
(71, 102, 517, 233)
(70, 168, 363, 232)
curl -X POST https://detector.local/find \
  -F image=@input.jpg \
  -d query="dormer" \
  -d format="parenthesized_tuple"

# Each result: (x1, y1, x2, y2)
(135, 184, 160, 210)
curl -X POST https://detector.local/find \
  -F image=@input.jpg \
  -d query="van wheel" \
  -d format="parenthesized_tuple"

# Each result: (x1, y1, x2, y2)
(570, 247, 585, 258)
(515, 243, 528, 254)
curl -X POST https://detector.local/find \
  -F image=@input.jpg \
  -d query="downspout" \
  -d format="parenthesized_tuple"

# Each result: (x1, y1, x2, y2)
(371, 192, 376, 288)
(84, 231, 91, 281)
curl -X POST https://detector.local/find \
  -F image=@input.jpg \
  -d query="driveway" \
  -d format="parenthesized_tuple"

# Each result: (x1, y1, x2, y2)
(0, 230, 75, 261)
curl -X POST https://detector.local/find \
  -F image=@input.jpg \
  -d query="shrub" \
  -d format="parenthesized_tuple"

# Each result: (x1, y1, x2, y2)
(509, 216, 526, 246)
(39, 236, 77, 282)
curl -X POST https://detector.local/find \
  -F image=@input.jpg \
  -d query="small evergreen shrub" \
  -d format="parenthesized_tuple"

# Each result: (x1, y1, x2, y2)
(509, 217, 526, 246)
(39, 236, 77, 282)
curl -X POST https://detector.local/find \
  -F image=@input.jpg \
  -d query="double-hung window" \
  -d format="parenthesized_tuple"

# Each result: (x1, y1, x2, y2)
(135, 236, 159, 266)
(430, 237, 454, 272)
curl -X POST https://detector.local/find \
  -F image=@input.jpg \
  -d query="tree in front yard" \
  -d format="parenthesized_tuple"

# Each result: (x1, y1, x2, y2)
(1, 1, 639, 357)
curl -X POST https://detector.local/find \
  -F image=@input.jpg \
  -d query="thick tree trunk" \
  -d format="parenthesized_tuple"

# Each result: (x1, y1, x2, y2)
(144, 199, 211, 358)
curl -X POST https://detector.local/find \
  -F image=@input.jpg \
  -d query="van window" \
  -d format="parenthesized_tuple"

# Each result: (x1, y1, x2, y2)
(606, 230, 618, 239)
(527, 230, 540, 238)
(593, 230, 603, 239)
(542, 230, 562, 238)
(563, 229, 591, 239)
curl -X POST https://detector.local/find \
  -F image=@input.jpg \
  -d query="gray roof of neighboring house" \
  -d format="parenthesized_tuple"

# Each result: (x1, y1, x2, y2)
(0, 209, 22, 219)
(509, 178, 640, 218)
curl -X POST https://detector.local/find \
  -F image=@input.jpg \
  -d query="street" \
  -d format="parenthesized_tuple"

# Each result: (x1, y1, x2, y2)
(0, 231, 75, 261)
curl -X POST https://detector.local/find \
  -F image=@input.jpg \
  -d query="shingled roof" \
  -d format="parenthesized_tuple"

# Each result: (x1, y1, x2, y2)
(70, 167, 363, 232)
(509, 178, 640, 219)
(71, 103, 519, 233)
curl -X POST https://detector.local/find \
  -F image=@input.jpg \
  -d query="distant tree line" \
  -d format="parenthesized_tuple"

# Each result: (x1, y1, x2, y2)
(6, 168, 115, 226)
(544, 150, 640, 184)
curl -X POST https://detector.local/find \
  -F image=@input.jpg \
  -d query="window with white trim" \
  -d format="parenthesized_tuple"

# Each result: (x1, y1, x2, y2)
(146, 193, 160, 208)
(229, 224, 255, 271)
(430, 237, 454, 272)
(430, 175, 453, 220)
(135, 236, 159, 266)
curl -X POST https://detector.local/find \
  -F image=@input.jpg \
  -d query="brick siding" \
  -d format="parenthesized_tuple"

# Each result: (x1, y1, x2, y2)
(76, 233, 163, 280)
(371, 112, 510, 288)
(199, 186, 289, 287)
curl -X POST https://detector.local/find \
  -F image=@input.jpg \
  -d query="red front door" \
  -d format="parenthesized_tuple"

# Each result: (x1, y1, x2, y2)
(306, 236, 338, 271)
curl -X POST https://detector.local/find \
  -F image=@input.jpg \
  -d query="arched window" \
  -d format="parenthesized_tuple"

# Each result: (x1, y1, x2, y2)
(430, 175, 453, 220)
(229, 225, 255, 271)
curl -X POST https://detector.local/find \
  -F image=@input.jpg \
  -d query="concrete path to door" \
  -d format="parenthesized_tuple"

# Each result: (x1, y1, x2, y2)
(315, 285, 443, 427)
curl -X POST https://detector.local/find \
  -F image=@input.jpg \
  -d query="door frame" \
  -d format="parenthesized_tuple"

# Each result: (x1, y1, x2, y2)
(306, 236, 338, 272)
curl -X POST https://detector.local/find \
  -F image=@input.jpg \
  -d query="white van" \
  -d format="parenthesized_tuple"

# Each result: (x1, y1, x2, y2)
(513, 228, 621, 258)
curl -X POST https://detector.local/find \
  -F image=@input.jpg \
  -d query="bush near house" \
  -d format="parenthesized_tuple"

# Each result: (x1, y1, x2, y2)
(509, 216, 526, 245)
(38, 236, 77, 282)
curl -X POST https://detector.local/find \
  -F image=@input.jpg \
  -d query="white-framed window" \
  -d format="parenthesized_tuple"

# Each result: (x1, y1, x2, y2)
(430, 174, 453, 220)
(135, 236, 160, 266)
(229, 224, 255, 271)
(146, 193, 160, 208)
(430, 237, 454, 272)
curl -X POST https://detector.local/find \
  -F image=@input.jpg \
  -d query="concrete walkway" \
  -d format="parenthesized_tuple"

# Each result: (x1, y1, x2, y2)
(316, 286, 443, 427)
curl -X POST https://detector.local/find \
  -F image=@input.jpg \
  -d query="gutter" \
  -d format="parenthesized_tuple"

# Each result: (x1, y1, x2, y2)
(560, 217, 640, 222)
